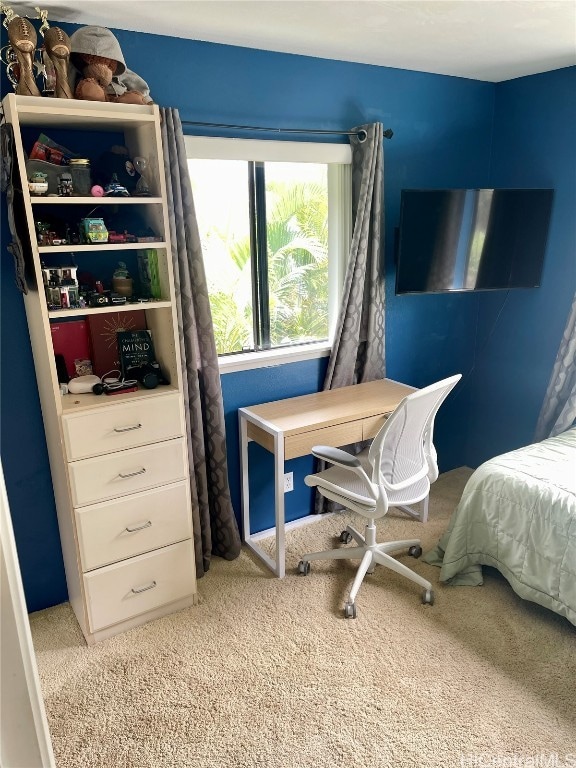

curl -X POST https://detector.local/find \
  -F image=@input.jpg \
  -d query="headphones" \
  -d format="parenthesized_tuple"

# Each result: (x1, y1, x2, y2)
(91, 370, 138, 395)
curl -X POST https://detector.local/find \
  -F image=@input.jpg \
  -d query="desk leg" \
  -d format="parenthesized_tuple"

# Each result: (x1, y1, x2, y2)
(239, 413, 251, 547)
(239, 410, 285, 578)
(274, 431, 286, 579)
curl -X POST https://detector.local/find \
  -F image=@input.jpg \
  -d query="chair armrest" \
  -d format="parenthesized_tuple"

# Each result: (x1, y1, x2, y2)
(311, 445, 361, 468)
(311, 445, 379, 502)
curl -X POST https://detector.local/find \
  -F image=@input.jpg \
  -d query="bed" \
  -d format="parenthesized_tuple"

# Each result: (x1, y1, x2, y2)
(424, 427, 576, 626)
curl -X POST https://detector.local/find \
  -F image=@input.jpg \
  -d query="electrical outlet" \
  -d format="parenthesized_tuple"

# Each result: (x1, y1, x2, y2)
(284, 472, 294, 493)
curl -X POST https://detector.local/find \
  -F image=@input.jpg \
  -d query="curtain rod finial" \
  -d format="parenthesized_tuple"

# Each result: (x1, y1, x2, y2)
(383, 128, 394, 140)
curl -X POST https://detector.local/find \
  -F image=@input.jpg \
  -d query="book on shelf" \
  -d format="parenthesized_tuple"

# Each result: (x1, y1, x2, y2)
(137, 249, 161, 299)
(117, 329, 157, 378)
(87, 310, 147, 378)
(50, 319, 91, 379)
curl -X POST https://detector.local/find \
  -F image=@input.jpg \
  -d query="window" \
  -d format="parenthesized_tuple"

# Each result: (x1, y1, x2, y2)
(185, 136, 351, 371)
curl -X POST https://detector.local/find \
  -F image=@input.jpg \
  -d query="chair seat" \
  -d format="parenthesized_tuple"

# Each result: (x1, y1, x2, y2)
(311, 448, 431, 510)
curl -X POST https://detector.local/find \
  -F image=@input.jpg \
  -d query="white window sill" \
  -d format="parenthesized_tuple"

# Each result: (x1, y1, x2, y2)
(218, 341, 332, 374)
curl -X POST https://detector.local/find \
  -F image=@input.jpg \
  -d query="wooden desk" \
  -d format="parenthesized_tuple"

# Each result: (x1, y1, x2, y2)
(238, 378, 415, 577)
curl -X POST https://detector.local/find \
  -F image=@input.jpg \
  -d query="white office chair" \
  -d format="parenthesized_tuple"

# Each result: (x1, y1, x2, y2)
(298, 374, 462, 618)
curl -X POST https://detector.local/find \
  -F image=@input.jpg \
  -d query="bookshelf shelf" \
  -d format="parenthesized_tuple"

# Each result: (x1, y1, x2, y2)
(38, 242, 166, 253)
(30, 196, 164, 205)
(47, 301, 172, 319)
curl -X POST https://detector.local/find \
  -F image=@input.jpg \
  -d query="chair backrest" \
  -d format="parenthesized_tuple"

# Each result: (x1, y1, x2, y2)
(367, 374, 462, 487)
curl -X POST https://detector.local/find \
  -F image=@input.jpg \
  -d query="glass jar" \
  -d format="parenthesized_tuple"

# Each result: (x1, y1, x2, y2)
(69, 158, 92, 197)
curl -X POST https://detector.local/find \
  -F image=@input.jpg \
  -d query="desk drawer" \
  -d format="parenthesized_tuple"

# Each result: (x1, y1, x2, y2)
(76, 481, 192, 571)
(69, 438, 187, 507)
(362, 414, 389, 441)
(84, 540, 195, 632)
(63, 393, 184, 460)
(285, 420, 363, 460)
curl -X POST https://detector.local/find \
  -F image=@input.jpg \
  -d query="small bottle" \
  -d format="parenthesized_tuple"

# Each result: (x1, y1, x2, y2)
(69, 158, 92, 197)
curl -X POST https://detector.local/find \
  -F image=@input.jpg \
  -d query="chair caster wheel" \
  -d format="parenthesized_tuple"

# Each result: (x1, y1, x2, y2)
(422, 588, 434, 605)
(344, 601, 357, 619)
(297, 560, 310, 575)
(340, 530, 353, 544)
(408, 545, 423, 558)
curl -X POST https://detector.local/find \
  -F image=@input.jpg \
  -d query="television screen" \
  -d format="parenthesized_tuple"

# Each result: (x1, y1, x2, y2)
(395, 189, 554, 294)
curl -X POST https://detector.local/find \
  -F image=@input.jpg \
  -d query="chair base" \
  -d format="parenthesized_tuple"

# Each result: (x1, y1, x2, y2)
(397, 494, 429, 523)
(299, 521, 434, 617)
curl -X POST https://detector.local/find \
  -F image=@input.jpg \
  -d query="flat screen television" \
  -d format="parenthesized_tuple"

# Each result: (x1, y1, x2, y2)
(395, 188, 554, 294)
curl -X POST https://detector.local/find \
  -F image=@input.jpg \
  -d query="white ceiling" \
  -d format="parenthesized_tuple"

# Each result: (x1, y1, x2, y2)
(10, 0, 576, 82)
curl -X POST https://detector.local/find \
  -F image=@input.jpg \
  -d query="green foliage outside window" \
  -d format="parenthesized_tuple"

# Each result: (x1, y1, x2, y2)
(195, 167, 329, 355)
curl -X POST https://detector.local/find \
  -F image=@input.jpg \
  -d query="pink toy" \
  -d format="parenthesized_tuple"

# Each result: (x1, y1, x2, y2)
(91, 184, 104, 197)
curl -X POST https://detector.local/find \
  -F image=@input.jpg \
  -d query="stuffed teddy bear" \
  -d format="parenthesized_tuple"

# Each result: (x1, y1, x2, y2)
(69, 26, 151, 105)
(73, 53, 117, 102)
(74, 54, 146, 104)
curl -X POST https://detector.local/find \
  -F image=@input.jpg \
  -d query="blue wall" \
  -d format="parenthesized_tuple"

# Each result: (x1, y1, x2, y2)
(465, 67, 576, 465)
(1, 20, 572, 611)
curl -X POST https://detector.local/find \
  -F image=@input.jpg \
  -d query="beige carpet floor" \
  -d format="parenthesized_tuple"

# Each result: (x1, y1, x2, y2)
(29, 468, 575, 768)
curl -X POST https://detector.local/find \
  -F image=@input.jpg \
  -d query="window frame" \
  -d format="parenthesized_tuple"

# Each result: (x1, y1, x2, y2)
(184, 135, 352, 373)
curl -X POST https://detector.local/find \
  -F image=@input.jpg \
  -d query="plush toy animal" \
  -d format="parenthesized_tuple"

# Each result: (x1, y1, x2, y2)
(73, 54, 117, 101)
(69, 26, 151, 105)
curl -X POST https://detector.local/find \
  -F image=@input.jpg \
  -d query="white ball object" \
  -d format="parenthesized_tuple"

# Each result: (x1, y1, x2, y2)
(68, 375, 101, 394)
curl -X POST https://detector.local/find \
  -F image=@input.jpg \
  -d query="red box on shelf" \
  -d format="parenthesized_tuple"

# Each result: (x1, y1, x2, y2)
(50, 319, 91, 379)
(87, 310, 147, 378)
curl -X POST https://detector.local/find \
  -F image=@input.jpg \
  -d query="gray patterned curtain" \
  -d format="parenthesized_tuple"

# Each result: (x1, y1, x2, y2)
(160, 108, 241, 576)
(315, 122, 385, 513)
(535, 292, 576, 441)
(324, 122, 385, 389)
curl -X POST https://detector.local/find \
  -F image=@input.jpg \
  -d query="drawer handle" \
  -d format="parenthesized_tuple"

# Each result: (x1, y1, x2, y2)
(118, 467, 146, 479)
(125, 520, 152, 533)
(131, 580, 157, 595)
(114, 423, 143, 433)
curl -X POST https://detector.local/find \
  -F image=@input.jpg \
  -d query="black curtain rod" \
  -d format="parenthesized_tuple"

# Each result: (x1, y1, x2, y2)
(180, 120, 394, 141)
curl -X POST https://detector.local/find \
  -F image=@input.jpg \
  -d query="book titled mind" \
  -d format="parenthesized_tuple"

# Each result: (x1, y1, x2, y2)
(116, 329, 156, 374)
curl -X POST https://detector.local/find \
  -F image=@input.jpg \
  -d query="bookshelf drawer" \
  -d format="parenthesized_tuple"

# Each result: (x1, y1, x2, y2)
(63, 392, 184, 460)
(84, 541, 195, 632)
(69, 438, 187, 507)
(75, 481, 192, 571)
